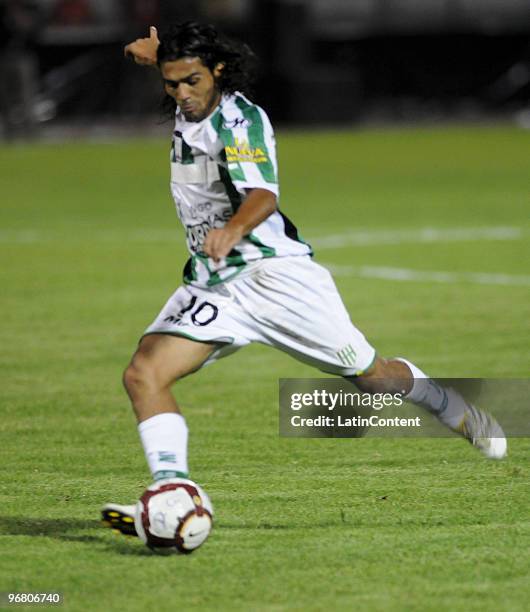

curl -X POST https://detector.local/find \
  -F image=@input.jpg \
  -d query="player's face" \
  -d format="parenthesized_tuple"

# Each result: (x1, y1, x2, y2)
(161, 57, 223, 122)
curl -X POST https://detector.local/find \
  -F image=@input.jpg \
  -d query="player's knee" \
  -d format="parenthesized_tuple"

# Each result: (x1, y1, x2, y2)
(122, 355, 158, 398)
(354, 357, 398, 394)
(122, 361, 141, 397)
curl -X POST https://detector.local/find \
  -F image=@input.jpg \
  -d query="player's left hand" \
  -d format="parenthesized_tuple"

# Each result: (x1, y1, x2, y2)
(203, 226, 244, 262)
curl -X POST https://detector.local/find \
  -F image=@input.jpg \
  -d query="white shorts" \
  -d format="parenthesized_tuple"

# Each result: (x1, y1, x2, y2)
(144, 256, 376, 376)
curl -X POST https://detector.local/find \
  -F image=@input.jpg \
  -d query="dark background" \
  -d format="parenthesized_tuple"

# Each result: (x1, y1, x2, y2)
(1, 0, 529, 138)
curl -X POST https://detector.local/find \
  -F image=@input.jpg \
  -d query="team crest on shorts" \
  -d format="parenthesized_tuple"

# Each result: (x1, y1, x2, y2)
(337, 344, 357, 366)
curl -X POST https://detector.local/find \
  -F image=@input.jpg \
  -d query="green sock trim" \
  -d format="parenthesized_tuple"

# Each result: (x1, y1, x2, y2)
(154, 470, 189, 481)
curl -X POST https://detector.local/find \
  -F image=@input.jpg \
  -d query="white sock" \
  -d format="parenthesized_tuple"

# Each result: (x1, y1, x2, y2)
(138, 412, 189, 480)
(396, 358, 467, 429)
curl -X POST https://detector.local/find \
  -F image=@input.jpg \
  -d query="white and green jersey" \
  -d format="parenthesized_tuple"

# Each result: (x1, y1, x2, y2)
(169, 91, 312, 287)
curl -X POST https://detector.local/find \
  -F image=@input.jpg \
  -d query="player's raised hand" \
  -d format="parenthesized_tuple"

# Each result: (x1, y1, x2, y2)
(124, 26, 160, 66)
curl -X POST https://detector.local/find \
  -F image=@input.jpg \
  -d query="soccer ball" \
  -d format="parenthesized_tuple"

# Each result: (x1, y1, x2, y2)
(134, 478, 213, 554)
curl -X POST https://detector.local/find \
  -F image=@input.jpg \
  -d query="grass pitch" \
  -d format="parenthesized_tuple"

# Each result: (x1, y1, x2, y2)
(1, 125, 529, 611)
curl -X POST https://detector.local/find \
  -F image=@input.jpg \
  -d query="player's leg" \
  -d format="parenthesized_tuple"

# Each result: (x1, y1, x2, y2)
(356, 356, 464, 426)
(235, 256, 506, 459)
(123, 333, 214, 422)
(102, 280, 256, 535)
(123, 333, 216, 480)
(352, 356, 412, 394)
(120, 281, 252, 482)
(354, 356, 507, 458)
(102, 334, 216, 535)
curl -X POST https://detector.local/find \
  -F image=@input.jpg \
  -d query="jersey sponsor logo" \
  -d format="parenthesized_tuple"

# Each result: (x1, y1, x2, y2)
(225, 137, 268, 164)
(223, 117, 253, 129)
(185, 211, 231, 253)
(178, 200, 213, 221)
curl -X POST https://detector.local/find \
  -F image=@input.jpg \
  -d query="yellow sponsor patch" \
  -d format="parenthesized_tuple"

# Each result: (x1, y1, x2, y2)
(225, 138, 268, 164)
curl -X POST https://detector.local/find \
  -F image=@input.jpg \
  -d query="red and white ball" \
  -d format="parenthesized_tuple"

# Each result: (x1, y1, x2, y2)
(134, 478, 213, 554)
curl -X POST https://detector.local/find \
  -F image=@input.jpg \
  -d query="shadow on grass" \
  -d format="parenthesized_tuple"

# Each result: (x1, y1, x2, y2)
(0, 515, 329, 557)
(0, 515, 155, 556)
(218, 522, 292, 530)
(0, 515, 103, 543)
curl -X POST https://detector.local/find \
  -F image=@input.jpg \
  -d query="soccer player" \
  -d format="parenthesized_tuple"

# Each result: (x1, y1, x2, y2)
(102, 22, 506, 535)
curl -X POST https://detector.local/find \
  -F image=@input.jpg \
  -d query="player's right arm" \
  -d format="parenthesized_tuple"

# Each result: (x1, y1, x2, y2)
(203, 188, 277, 262)
(124, 26, 160, 66)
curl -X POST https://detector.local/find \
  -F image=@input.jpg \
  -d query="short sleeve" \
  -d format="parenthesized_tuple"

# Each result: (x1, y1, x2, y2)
(211, 100, 279, 197)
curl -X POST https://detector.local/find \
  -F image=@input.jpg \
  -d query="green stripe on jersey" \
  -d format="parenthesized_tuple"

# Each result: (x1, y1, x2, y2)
(181, 138, 194, 164)
(183, 256, 198, 282)
(218, 161, 243, 213)
(210, 111, 246, 182)
(184, 249, 248, 286)
(183, 252, 212, 284)
(226, 247, 246, 267)
(172, 131, 194, 164)
(247, 233, 276, 257)
(234, 98, 277, 184)
(206, 262, 246, 286)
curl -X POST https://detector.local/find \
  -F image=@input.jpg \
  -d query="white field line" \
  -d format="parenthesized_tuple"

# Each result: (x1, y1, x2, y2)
(2, 225, 527, 286)
(0, 225, 524, 245)
(310, 226, 523, 249)
(325, 264, 530, 287)
(0, 228, 179, 244)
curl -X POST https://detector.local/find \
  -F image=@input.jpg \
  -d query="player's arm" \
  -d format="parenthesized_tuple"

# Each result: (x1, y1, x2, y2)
(203, 188, 277, 262)
(124, 26, 160, 66)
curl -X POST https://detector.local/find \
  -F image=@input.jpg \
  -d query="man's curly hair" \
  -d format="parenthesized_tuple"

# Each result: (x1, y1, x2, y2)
(157, 21, 257, 117)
